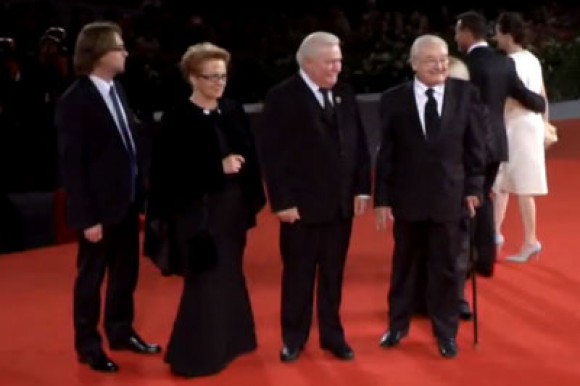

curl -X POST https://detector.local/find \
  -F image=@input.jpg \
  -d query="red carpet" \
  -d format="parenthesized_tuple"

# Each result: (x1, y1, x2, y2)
(1, 120, 579, 386)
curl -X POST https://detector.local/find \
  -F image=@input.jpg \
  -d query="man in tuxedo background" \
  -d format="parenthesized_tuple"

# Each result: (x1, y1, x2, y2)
(55, 21, 160, 373)
(374, 34, 486, 358)
(258, 31, 371, 363)
(455, 10, 546, 317)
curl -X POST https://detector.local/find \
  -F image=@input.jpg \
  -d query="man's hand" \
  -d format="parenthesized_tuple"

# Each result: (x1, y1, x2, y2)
(374, 206, 394, 231)
(84, 223, 103, 243)
(276, 207, 301, 223)
(465, 195, 480, 218)
(354, 195, 370, 216)
(222, 154, 245, 174)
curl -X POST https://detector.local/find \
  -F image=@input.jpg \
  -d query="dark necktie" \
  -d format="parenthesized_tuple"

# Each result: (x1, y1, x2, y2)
(318, 87, 344, 155)
(109, 85, 137, 200)
(319, 88, 335, 121)
(109, 85, 135, 155)
(424, 88, 440, 140)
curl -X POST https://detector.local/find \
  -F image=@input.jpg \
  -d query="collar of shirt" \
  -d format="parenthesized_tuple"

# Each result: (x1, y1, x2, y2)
(299, 69, 332, 107)
(88, 74, 135, 151)
(467, 40, 489, 54)
(89, 74, 113, 98)
(413, 78, 445, 134)
(413, 78, 445, 103)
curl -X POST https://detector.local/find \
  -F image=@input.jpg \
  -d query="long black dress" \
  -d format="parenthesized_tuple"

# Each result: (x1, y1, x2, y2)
(144, 98, 266, 377)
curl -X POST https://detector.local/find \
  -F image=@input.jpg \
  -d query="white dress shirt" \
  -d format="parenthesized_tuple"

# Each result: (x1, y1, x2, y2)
(413, 78, 445, 136)
(299, 69, 333, 107)
(89, 75, 135, 152)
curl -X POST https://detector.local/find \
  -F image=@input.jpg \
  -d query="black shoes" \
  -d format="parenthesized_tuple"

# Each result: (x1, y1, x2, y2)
(78, 352, 119, 373)
(280, 342, 354, 362)
(110, 334, 162, 354)
(279, 345, 302, 363)
(437, 338, 458, 359)
(78, 333, 161, 373)
(321, 342, 355, 361)
(379, 330, 407, 348)
(380, 330, 458, 358)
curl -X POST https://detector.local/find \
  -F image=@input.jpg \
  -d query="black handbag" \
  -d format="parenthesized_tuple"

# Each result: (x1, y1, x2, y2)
(186, 194, 218, 274)
(143, 215, 182, 276)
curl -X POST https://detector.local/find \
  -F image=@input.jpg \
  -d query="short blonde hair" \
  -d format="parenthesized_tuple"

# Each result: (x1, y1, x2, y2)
(448, 55, 470, 80)
(180, 42, 230, 79)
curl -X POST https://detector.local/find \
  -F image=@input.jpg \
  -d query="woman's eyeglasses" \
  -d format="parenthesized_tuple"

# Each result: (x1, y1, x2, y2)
(198, 73, 228, 82)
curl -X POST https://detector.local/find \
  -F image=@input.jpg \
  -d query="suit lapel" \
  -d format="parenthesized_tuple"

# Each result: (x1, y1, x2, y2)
(80, 77, 132, 150)
(439, 79, 457, 137)
(81, 77, 118, 129)
(295, 75, 319, 111)
(294, 75, 329, 136)
(403, 82, 426, 141)
(113, 80, 138, 133)
(332, 85, 346, 138)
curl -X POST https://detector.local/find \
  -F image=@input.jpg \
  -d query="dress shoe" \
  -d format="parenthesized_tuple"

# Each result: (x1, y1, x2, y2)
(279, 345, 302, 363)
(437, 338, 458, 359)
(321, 342, 354, 361)
(78, 352, 119, 373)
(459, 301, 473, 321)
(110, 334, 162, 354)
(379, 330, 407, 348)
(505, 242, 542, 263)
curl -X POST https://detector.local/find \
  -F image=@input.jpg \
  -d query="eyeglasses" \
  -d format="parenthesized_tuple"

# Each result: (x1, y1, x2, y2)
(198, 73, 228, 82)
(421, 56, 449, 67)
(110, 44, 127, 52)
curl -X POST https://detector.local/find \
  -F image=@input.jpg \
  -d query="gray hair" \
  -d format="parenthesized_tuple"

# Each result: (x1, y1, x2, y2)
(296, 31, 340, 67)
(409, 34, 448, 63)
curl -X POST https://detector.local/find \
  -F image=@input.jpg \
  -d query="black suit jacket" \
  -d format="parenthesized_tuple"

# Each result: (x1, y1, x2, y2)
(55, 76, 142, 230)
(374, 78, 486, 222)
(258, 74, 371, 224)
(465, 46, 546, 162)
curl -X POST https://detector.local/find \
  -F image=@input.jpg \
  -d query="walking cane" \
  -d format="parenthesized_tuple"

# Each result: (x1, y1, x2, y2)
(469, 217, 479, 346)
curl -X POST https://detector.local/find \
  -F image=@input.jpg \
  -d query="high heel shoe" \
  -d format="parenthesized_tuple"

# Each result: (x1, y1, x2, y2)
(504, 242, 542, 263)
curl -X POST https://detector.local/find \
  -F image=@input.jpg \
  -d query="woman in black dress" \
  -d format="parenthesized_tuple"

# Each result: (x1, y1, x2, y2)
(145, 42, 265, 377)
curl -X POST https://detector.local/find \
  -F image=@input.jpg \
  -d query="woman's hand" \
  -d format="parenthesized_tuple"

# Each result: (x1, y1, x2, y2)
(222, 154, 245, 174)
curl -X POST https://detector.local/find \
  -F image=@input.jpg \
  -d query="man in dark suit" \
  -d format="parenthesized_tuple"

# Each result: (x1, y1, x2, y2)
(454, 10, 546, 317)
(55, 22, 160, 373)
(258, 31, 371, 363)
(374, 34, 486, 359)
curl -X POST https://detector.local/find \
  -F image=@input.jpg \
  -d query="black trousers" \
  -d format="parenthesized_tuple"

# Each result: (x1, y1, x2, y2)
(280, 217, 352, 349)
(472, 161, 500, 276)
(388, 219, 460, 340)
(414, 216, 470, 312)
(73, 204, 139, 356)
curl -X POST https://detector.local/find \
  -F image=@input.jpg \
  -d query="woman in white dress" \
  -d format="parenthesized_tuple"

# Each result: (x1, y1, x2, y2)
(493, 12, 548, 262)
